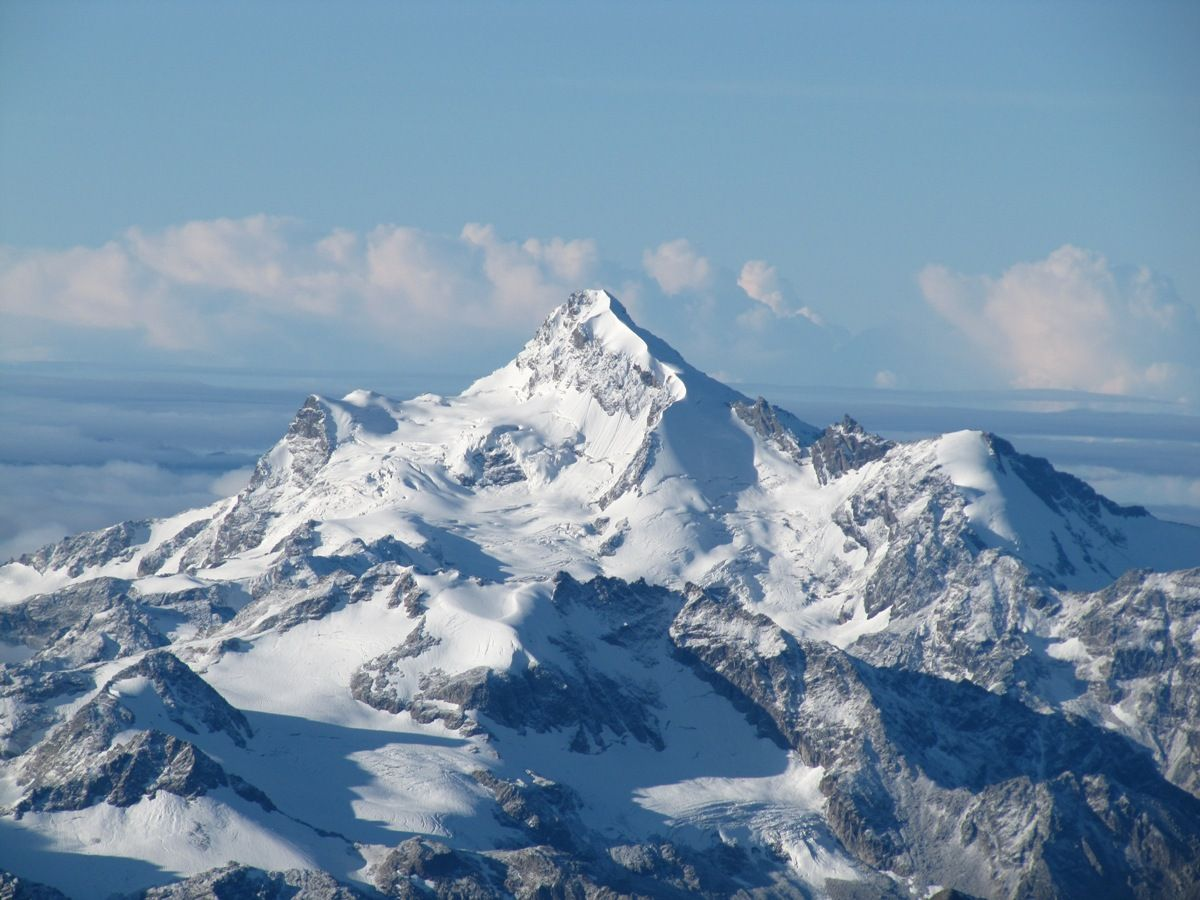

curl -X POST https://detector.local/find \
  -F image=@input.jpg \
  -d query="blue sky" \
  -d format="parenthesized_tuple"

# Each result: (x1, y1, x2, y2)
(1, 1, 1199, 554)
(3, 1, 1199, 386)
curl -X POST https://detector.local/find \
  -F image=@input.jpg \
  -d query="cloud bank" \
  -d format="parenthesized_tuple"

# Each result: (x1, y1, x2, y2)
(919, 245, 1200, 401)
(737, 260, 823, 326)
(0, 217, 599, 364)
(642, 238, 712, 295)
(3, 220, 1196, 401)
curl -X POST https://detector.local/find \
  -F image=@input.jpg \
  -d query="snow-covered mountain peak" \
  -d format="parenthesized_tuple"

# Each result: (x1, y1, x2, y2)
(3, 290, 1200, 898)
(932, 428, 1190, 589)
(472, 289, 688, 419)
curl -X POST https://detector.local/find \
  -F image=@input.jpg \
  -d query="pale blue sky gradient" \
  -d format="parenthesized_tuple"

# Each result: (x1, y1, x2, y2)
(3, 0, 1198, 332)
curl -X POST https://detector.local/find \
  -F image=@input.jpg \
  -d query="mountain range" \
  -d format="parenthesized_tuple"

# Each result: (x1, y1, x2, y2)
(1, 290, 1198, 899)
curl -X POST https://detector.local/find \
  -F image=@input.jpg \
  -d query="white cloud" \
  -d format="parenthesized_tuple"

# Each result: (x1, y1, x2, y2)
(0, 218, 600, 359)
(642, 238, 712, 295)
(919, 245, 1200, 400)
(874, 369, 898, 389)
(522, 234, 598, 283)
(128, 215, 289, 297)
(737, 259, 823, 325)
(461, 223, 597, 317)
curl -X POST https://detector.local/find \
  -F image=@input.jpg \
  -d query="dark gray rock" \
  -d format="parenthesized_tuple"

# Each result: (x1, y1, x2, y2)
(810, 416, 894, 485)
(372, 838, 506, 899)
(16, 729, 271, 814)
(458, 426, 527, 488)
(386, 570, 426, 615)
(1065, 568, 1200, 799)
(988, 433, 1148, 521)
(354, 575, 672, 749)
(0, 870, 70, 900)
(130, 862, 367, 899)
(0, 665, 94, 758)
(670, 583, 1200, 899)
(0, 578, 164, 666)
(0, 578, 243, 671)
(16, 651, 264, 814)
(182, 396, 337, 571)
(474, 770, 588, 853)
(16, 520, 150, 576)
(597, 431, 659, 511)
(110, 650, 253, 747)
(138, 519, 211, 576)
(731, 396, 820, 462)
(355, 659, 663, 751)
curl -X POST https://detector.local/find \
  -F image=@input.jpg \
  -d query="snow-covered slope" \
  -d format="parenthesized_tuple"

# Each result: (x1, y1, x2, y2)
(1, 291, 1198, 899)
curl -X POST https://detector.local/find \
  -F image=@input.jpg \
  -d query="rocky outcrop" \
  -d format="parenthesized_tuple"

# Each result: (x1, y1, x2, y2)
(15, 651, 265, 814)
(16, 729, 271, 814)
(130, 863, 366, 899)
(0, 579, 241, 668)
(810, 416, 894, 485)
(670, 583, 1200, 899)
(109, 650, 253, 746)
(0, 870, 70, 900)
(16, 520, 150, 576)
(181, 396, 338, 571)
(732, 396, 819, 462)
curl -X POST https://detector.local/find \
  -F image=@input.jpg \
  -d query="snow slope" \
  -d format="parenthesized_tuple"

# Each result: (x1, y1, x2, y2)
(1, 290, 1198, 899)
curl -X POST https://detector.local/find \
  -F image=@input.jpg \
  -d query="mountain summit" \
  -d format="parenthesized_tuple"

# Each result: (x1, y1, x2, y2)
(2, 292, 1199, 899)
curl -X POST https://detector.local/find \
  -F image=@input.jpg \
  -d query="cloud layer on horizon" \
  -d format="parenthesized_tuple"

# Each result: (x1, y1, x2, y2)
(3, 219, 1198, 402)
(0, 217, 601, 366)
(919, 245, 1200, 402)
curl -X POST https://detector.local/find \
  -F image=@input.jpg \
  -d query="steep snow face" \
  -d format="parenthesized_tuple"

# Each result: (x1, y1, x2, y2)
(2, 290, 1200, 899)
(937, 429, 1193, 589)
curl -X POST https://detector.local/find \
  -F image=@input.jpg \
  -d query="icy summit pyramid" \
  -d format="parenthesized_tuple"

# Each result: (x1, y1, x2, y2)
(1, 290, 1199, 898)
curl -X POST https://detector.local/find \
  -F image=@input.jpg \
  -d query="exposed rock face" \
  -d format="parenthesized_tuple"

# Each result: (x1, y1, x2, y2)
(1051, 569, 1200, 799)
(457, 427, 528, 488)
(137, 519, 209, 576)
(0, 871, 70, 900)
(16, 729, 270, 814)
(15, 651, 266, 814)
(181, 396, 338, 572)
(353, 648, 663, 750)
(732, 396, 819, 462)
(130, 863, 367, 899)
(372, 839, 506, 899)
(0, 579, 241, 667)
(988, 433, 1149, 522)
(670, 584, 1200, 899)
(372, 800, 801, 899)
(16, 520, 150, 576)
(109, 651, 253, 747)
(516, 291, 680, 421)
(810, 416, 895, 485)
(0, 666, 94, 758)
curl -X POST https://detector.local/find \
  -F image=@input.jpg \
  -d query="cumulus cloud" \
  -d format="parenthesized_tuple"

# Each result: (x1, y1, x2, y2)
(642, 238, 712, 295)
(736, 260, 823, 325)
(0, 218, 600, 360)
(919, 246, 1200, 400)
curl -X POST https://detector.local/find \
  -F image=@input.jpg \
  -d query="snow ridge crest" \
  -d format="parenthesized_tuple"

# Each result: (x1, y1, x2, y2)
(511, 289, 685, 420)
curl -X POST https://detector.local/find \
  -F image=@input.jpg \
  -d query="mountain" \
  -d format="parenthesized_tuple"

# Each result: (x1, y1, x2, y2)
(1, 290, 1198, 899)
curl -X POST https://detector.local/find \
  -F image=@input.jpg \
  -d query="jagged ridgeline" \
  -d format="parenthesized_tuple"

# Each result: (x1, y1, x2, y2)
(1, 290, 1198, 899)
